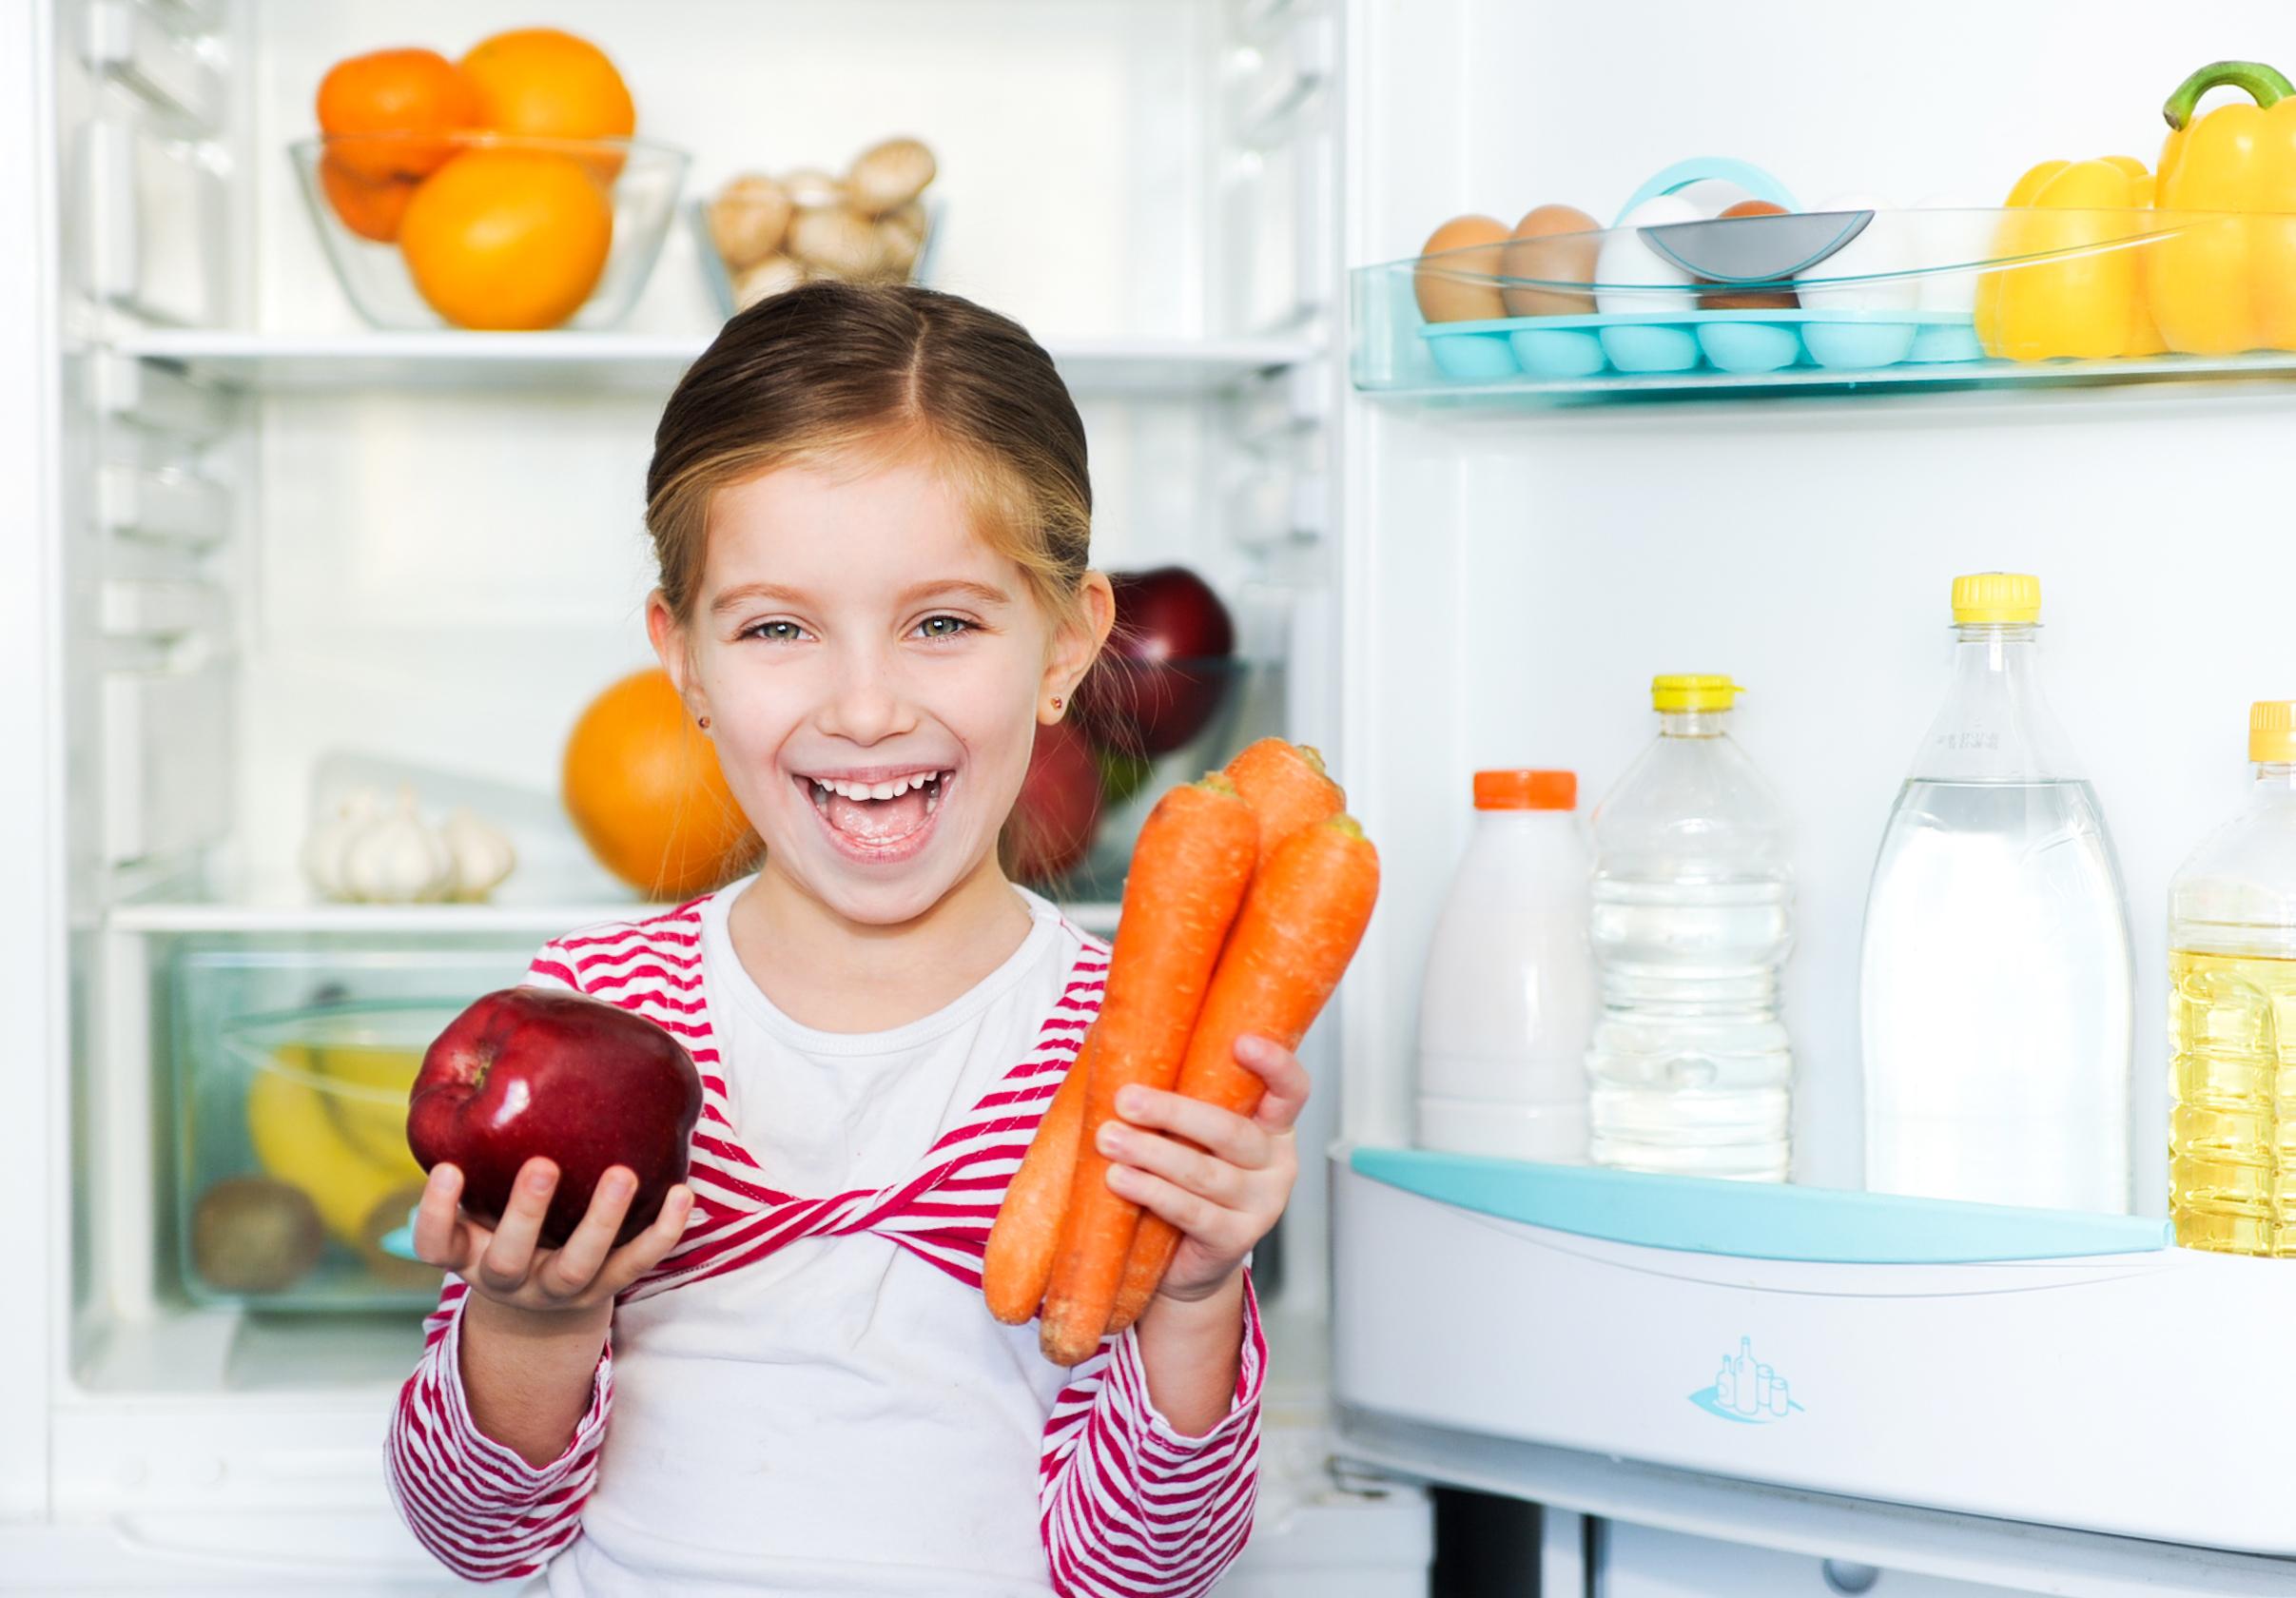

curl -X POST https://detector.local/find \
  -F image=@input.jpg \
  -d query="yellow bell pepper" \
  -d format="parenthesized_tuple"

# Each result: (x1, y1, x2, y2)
(2149, 60, 2296, 355)
(1975, 156, 2164, 361)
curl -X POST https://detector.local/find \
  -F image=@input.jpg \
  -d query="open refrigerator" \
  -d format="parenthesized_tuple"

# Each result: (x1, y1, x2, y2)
(8, 0, 2296, 1593)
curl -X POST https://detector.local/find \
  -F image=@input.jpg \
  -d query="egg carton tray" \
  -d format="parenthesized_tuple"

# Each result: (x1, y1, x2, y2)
(1420, 307, 1983, 380)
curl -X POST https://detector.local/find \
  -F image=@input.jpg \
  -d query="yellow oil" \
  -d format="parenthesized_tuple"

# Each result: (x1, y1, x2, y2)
(2170, 948, 2296, 1256)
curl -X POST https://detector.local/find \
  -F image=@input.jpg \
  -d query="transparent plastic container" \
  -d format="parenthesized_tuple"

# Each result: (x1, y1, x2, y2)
(172, 938, 530, 1309)
(289, 134, 690, 332)
(1587, 676, 1794, 1181)
(1860, 573, 2133, 1213)
(1351, 155, 2296, 397)
(2169, 702, 2296, 1256)
(1417, 770, 1596, 1162)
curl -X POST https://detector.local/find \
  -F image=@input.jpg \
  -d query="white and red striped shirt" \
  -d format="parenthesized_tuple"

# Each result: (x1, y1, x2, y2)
(386, 882, 1264, 1594)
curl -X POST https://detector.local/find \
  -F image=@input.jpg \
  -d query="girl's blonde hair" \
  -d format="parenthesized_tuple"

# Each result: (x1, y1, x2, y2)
(645, 282, 1093, 637)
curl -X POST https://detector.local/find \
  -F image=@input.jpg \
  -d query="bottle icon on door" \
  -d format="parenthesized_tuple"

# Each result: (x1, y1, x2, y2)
(1690, 1336, 1803, 1424)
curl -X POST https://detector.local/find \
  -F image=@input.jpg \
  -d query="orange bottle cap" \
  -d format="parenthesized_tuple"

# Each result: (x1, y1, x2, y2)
(1474, 770, 1576, 811)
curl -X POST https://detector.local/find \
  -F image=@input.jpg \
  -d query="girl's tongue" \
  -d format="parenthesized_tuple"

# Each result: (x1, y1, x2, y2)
(817, 773, 942, 844)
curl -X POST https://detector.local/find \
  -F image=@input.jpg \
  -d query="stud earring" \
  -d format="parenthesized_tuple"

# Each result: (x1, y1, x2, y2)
(1050, 695, 1064, 714)
(697, 715, 711, 731)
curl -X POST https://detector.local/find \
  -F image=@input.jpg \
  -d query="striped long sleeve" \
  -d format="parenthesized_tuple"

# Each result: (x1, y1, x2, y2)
(1037, 1273, 1266, 1597)
(384, 1276, 613, 1581)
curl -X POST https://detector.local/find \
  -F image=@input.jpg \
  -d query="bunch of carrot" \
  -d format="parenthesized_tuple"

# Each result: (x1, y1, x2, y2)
(983, 738, 1381, 1366)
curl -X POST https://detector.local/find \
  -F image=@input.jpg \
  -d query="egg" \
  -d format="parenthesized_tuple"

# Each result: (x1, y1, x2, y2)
(1412, 215, 1509, 322)
(1797, 192, 1918, 311)
(1701, 200, 1800, 310)
(1499, 205, 1602, 317)
(1909, 194, 1993, 315)
(1595, 194, 1703, 317)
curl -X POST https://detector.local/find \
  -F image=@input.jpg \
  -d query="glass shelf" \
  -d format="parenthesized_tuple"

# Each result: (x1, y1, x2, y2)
(108, 329, 1324, 399)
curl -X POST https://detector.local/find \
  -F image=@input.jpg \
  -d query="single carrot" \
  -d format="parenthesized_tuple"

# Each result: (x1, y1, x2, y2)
(1038, 776, 1259, 1366)
(1106, 812, 1380, 1332)
(983, 1027, 1098, 1324)
(1224, 738, 1344, 853)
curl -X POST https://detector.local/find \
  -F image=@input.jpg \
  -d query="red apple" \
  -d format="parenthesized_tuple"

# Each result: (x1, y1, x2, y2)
(407, 987, 702, 1249)
(1007, 719, 1103, 883)
(1084, 567, 1236, 754)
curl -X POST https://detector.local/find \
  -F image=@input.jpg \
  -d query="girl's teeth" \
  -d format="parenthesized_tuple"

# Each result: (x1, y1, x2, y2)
(809, 771, 947, 803)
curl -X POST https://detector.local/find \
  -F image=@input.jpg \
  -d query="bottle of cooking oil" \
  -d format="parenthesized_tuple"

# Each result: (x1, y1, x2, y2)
(2169, 701, 2296, 1255)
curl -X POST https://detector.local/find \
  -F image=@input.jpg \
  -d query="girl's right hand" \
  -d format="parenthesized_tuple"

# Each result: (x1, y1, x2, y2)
(412, 1157, 693, 1317)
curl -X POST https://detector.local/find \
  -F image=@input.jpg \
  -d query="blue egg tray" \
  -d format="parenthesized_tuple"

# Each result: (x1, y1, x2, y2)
(1419, 307, 1985, 381)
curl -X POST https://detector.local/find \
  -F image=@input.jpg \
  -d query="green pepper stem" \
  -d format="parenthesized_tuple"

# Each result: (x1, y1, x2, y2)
(2164, 60, 2296, 128)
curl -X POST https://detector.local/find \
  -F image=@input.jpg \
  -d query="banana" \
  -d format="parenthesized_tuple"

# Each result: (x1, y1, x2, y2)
(278, 1041, 423, 1167)
(245, 1059, 426, 1247)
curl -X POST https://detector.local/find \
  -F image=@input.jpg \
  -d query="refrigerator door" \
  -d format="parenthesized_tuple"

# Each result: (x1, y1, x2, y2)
(1333, 0, 2296, 1574)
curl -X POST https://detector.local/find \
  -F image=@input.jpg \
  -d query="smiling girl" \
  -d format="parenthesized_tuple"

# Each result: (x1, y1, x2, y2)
(385, 283, 1305, 1597)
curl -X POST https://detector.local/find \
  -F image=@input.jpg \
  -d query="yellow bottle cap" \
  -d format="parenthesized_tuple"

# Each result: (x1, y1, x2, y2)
(2252, 701, 2296, 763)
(1651, 674, 1741, 712)
(1952, 572, 2041, 625)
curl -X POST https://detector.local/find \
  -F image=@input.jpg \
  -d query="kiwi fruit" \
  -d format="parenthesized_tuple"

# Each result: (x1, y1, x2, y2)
(191, 1177, 325, 1294)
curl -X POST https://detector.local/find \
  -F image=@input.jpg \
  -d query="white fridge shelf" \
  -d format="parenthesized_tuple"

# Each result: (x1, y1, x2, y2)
(106, 875, 1122, 939)
(1331, 1147, 2296, 1569)
(107, 329, 1325, 398)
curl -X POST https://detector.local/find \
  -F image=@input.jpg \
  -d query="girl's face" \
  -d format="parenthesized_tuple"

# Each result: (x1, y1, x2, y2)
(651, 455, 1109, 927)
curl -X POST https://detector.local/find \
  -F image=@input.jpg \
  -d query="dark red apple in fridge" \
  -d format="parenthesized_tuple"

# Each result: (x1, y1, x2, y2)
(407, 987, 702, 1249)
(1006, 718, 1103, 884)
(1083, 566, 1236, 754)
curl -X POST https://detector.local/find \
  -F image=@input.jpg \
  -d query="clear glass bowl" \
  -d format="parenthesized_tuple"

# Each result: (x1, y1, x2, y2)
(289, 133, 690, 332)
(180, 995, 463, 1310)
(691, 196, 943, 321)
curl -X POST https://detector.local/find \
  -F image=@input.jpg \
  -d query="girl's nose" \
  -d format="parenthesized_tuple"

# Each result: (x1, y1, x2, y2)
(816, 649, 916, 746)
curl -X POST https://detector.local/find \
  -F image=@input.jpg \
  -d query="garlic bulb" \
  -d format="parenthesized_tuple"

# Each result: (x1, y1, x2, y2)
(301, 788, 380, 901)
(440, 808, 516, 901)
(337, 789, 456, 903)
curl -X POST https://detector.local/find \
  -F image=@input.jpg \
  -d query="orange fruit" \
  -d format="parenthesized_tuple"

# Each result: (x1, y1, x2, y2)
(317, 151, 417, 242)
(563, 669, 755, 900)
(316, 48, 478, 183)
(398, 148, 613, 330)
(459, 28, 633, 141)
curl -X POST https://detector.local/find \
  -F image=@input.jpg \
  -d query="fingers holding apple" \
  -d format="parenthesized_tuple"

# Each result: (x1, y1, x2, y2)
(415, 1153, 693, 1312)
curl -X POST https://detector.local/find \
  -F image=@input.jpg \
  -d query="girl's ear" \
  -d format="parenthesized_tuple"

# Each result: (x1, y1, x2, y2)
(1042, 572, 1117, 724)
(647, 591, 712, 726)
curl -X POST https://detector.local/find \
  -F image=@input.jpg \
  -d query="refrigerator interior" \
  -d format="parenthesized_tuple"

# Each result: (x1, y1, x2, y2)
(32, 0, 1360, 1569)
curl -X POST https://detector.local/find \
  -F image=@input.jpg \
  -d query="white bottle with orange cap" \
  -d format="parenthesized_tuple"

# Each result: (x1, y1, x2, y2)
(2168, 700, 2296, 1255)
(1415, 769, 1597, 1162)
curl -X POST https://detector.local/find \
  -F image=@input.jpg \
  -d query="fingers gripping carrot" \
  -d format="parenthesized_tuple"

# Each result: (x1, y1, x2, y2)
(1108, 813, 1380, 1331)
(983, 1028, 1098, 1324)
(1038, 777, 1259, 1366)
(1223, 738, 1344, 853)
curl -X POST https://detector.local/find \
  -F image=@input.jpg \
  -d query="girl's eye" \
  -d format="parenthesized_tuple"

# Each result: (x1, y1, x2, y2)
(743, 619, 808, 643)
(915, 614, 974, 640)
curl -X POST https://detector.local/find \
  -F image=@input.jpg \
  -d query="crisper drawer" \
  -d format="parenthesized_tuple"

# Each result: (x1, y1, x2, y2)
(1598, 1524, 2024, 1598)
(1331, 1147, 2296, 1558)
(167, 936, 535, 1312)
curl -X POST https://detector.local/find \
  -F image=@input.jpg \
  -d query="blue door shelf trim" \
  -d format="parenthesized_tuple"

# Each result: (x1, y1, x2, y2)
(1349, 1146, 2172, 1264)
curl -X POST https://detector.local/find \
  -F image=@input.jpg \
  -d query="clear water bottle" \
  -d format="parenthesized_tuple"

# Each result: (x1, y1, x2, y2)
(1587, 675, 1795, 1181)
(1417, 769, 1596, 1162)
(2168, 702, 2296, 1255)
(1860, 573, 2132, 1212)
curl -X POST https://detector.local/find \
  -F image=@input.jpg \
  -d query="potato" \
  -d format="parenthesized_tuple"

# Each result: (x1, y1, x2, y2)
(846, 137, 935, 217)
(708, 174, 793, 270)
(787, 206, 885, 279)
(733, 254, 808, 309)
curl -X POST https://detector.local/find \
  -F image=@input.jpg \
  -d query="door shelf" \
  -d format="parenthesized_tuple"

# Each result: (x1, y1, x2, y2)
(107, 329, 1325, 399)
(1333, 1146, 2295, 1559)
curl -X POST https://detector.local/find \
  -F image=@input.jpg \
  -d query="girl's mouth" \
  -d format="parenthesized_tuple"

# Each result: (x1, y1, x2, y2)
(798, 769, 952, 861)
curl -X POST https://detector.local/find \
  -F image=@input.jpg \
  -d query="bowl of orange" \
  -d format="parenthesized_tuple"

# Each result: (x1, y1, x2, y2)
(294, 29, 688, 332)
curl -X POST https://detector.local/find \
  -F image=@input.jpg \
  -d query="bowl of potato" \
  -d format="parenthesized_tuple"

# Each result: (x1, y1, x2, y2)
(694, 135, 940, 316)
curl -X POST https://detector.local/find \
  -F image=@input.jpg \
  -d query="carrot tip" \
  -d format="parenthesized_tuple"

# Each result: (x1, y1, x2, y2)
(1295, 743, 1328, 775)
(1195, 772, 1240, 796)
(1327, 812, 1368, 840)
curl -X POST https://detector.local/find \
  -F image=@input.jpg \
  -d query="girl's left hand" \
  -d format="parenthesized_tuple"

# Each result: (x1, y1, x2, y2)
(1097, 1034, 1310, 1304)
